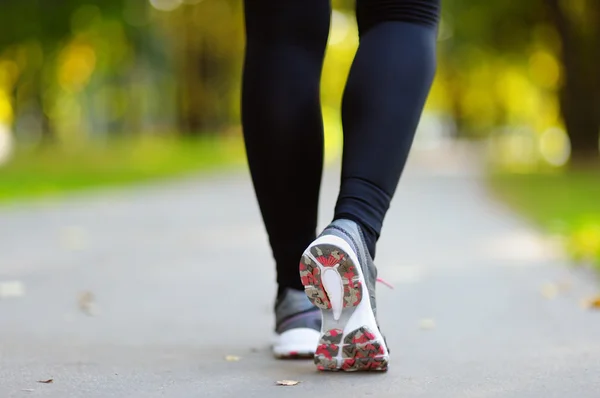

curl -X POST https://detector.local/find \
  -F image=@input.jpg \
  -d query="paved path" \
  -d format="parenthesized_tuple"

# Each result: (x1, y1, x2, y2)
(1, 143, 600, 397)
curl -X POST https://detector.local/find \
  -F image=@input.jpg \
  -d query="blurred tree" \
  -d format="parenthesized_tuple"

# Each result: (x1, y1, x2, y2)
(437, 1, 544, 136)
(1, 0, 597, 166)
(0, 0, 82, 143)
(0, 0, 130, 145)
(440, 0, 599, 163)
(144, 0, 245, 136)
(542, 0, 600, 163)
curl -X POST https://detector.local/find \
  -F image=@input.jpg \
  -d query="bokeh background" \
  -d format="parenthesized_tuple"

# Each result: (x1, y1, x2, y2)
(0, 0, 599, 266)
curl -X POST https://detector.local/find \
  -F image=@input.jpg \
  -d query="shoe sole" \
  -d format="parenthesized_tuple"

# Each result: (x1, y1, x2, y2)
(299, 234, 389, 372)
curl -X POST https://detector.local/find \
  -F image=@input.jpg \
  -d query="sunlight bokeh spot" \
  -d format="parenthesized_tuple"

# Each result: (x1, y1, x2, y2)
(529, 50, 561, 89)
(0, 90, 13, 124)
(539, 127, 570, 167)
(322, 105, 343, 164)
(149, 0, 182, 12)
(59, 44, 97, 92)
(0, 123, 13, 166)
(329, 10, 352, 47)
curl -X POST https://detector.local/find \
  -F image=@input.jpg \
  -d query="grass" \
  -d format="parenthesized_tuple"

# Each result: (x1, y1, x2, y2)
(489, 170, 600, 267)
(0, 134, 245, 204)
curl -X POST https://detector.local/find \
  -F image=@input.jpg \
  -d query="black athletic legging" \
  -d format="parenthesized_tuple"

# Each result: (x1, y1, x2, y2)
(241, 0, 440, 294)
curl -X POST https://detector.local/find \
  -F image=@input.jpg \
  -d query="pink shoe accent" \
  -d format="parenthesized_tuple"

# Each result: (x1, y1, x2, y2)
(376, 278, 394, 289)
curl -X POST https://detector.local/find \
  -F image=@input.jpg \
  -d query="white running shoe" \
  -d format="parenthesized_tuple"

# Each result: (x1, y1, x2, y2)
(299, 219, 389, 371)
(272, 288, 320, 359)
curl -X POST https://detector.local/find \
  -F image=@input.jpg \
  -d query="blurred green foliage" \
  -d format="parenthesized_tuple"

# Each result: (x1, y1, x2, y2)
(490, 171, 600, 268)
(436, 0, 600, 164)
(1, 0, 599, 272)
(0, 134, 244, 202)
(0, 0, 598, 197)
(0, 0, 597, 151)
(0, 0, 246, 145)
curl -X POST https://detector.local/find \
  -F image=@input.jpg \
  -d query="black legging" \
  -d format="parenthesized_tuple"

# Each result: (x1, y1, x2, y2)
(242, 0, 440, 294)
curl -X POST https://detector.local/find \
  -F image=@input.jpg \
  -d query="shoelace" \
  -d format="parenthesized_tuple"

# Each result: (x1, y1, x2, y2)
(376, 277, 394, 289)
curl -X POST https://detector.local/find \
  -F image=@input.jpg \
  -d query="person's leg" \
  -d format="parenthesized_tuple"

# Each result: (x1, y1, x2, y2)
(241, 0, 330, 295)
(334, 0, 441, 258)
(242, 0, 330, 358)
(300, 0, 440, 372)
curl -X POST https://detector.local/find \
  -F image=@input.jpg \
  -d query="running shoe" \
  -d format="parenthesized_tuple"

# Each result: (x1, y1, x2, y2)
(299, 219, 389, 371)
(272, 288, 321, 359)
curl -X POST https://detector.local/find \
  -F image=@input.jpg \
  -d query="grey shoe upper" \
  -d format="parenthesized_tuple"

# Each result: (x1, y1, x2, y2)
(274, 219, 378, 335)
(275, 288, 321, 334)
(319, 219, 379, 318)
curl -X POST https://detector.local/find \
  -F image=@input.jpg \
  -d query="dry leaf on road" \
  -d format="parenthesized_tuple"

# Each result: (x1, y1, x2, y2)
(37, 379, 53, 384)
(581, 296, 600, 309)
(276, 380, 300, 386)
(78, 291, 96, 316)
(225, 355, 241, 362)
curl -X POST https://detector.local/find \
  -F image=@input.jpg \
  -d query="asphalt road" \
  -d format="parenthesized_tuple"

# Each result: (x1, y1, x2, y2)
(1, 145, 599, 397)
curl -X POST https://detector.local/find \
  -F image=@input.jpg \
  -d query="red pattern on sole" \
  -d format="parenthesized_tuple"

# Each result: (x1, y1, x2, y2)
(314, 327, 388, 372)
(316, 254, 342, 267)
(343, 280, 362, 308)
(299, 245, 363, 311)
(300, 256, 332, 310)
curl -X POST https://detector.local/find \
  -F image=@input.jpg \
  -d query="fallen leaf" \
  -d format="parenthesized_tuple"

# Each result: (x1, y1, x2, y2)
(276, 380, 300, 386)
(541, 283, 559, 299)
(582, 295, 600, 309)
(37, 379, 53, 384)
(225, 355, 241, 362)
(589, 297, 600, 308)
(78, 291, 96, 316)
(419, 319, 436, 330)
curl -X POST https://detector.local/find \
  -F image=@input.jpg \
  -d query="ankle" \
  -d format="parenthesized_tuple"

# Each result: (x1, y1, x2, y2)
(331, 214, 378, 259)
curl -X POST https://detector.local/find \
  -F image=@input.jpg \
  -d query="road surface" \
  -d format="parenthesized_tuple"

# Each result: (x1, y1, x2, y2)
(1, 143, 599, 397)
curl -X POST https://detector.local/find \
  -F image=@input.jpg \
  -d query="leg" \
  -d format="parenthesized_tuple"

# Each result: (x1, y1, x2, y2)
(241, 0, 330, 294)
(301, 0, 441, 372)
(334, 0, 441, 258)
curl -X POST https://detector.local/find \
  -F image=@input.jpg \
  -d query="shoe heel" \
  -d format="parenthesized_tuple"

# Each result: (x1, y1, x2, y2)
(300, 238, 389, 372)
